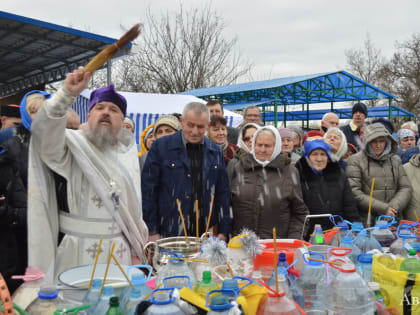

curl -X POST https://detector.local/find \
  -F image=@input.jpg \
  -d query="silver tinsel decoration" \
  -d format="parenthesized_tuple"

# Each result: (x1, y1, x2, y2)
(202, 237, 227, 266)
(239, 228, 264, 258)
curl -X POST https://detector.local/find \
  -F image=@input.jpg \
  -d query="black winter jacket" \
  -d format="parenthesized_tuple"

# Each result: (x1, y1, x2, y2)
(295, 156, 360, 236)
(0, 125, 30, 293)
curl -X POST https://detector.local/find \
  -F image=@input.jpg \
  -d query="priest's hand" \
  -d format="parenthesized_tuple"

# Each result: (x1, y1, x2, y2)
(64, 66, 92, 97)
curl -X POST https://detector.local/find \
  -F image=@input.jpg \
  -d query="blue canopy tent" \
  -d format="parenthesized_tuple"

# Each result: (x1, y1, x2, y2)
(180, 71, 409, 127)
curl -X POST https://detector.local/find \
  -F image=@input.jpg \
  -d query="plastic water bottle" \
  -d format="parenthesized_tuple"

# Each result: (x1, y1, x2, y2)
(220, 276, 252, 301)
(120, 265, 152, 307)
(356, 253, 373, 282)
(256, 291, 302, 315)
(372, 216, 396, 247)
(195, 271, 218, 298)
(353, 228, 382, 253)
(206, 290, 238, 315)
(156, 254, 198, 287)
(350, 221, 364, 237)
(144, 288, 184, 315)
(310, 224, 325, 245)
(400, 249, 420, 280)
(92, 286, 114, 315)
(266, 253, 289, 291)
(296, 252, 327, 312)
(106, 296, 124, 315)
(82, 279, 102, 314)
(26, 285, 64, 315)
(339, 232, 361, 264)
(390, 222, 415, 257)
(324, 263, 375, 314)
(329, 222, 351, 247)
(328, 248, 354, 278)
(368, 282, 386, 309)
(123, 288, 143, 315)
(266, 273, 291, 298)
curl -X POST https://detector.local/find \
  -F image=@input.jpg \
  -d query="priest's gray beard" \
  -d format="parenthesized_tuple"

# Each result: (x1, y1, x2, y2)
(84, 124, 120, 151)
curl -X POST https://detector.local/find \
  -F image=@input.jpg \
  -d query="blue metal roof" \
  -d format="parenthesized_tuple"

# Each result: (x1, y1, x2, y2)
(262, 105, 415, 122)
(0, 11, 132, 97)
(180, 71, 395, 107)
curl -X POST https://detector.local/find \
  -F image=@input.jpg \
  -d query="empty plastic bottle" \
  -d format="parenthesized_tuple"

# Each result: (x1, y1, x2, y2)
(195, 271, 218, 298)
(144, 288, 184, 315)
(106, 296, 124, 315)
(356, 253, 373, 282)
(123, 288, 143, 315)
(206, 290, 238, 315)
(220, 276, 252, 302)
(324, 263, 375, 314)
(368, 282, 386, 309)
(26, 285, 64, 315)
(400, 249, 420, 280)
(339, 232, 361, 264)
(92, 286, 114, 315)
(296, 252, 328, 312)
(83, 279, 102, 315)
(372, 216, 396, 247)
(266, 253, 289, 291)
(309, 224, 325, 245)
(328, 248, 354, 278)
(329, 222, 351, 247)
(353, 228, 382, 254)
(120, 265, 152, 307)
(156, 254, 198, 288)
(390, 223, 414, 257)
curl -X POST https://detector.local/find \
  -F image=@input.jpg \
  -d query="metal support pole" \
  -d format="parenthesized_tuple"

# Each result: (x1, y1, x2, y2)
(274, 90, 278, 127)
(388, 98, 392, 120)
(306, 103, 309, 129)
(284, 104, 287, 127)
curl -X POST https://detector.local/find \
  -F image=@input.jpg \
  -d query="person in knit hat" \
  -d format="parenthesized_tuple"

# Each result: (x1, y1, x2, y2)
(324, 127, 348, 169)
(295, 138, 360, 237)
(154, 115, 181, 139)
(140, 115, 181, 171)
(340, 102, 368, 150)
(0, 104, 22, 144)
(301, 130, 324, 145)
(278, 127, 300, 165)
(123, 117, 135, 133)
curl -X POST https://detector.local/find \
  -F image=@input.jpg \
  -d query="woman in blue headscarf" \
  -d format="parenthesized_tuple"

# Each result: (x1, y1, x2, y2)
(295, 139, 360, 236)
(0, 90, 50, 293)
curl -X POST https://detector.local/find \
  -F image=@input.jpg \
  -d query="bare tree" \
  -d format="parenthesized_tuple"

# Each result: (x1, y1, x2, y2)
(345, 33, 386, 107)
(113, 3, 252, 93)
(380, 33, 420, 115)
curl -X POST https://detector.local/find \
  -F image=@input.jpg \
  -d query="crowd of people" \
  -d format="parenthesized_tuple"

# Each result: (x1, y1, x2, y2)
(0, 67, 419, 293)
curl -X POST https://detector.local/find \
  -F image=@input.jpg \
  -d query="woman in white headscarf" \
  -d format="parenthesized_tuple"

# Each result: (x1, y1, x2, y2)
(229, 126, 309, 239)
(323, 127, 348, 169)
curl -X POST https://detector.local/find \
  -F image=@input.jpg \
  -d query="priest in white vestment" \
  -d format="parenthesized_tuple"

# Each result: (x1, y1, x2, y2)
(27, 67, 148, 280)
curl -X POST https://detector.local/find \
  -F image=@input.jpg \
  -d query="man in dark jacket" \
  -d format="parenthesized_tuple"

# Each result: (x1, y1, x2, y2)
(142, 102, 232, 241)
(206, 100, 239, 144)
(340, 102, 368, 150)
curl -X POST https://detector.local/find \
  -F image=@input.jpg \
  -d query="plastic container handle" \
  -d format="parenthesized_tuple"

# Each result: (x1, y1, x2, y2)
(126, 264, 153, 281)
(162, 275, 193, 290)
(232, 276, 252, 291)
(150, 287, 176, 304)
(330, 258, 356, 272)
(302, 251, 325, 264)
(330, 248, 352, 256)
(329, 215, 345, 226)
(205, 289, 237, 309)
(377, 215, 396, 226)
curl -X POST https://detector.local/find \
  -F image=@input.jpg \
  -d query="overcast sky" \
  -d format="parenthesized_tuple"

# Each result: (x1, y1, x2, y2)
(3, 0, 420, 82)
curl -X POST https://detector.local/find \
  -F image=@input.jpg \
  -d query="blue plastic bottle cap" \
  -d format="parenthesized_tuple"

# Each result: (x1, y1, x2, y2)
(131, 273, 146, 286)
(278, 253, 287, 262)
(91, 279, 102, 288)
(409, 248, 417, 256)
(337, 222, 349, 230)
(38, 288, 59, 300)
(357, 253, 373, 263)
(210, 295, 231, 310)
(221, 279, 239, 292)
(102, 286, 114, 296)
